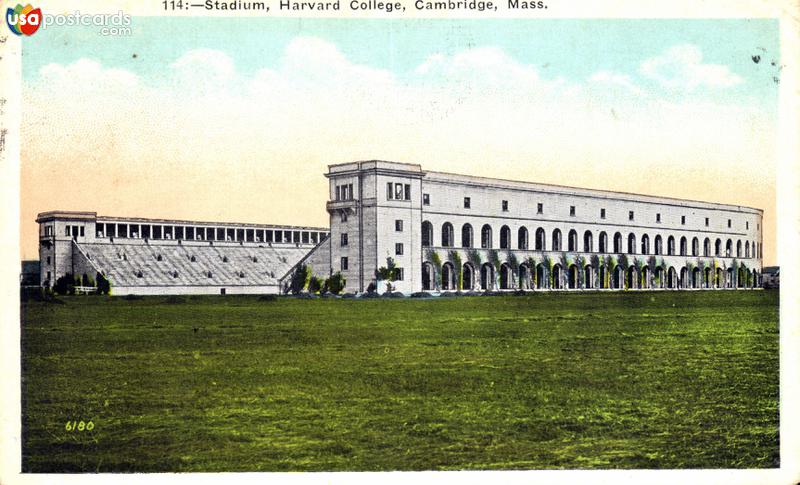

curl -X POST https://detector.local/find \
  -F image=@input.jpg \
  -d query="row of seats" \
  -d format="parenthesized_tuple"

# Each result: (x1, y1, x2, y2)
(80, 242, 310, 287)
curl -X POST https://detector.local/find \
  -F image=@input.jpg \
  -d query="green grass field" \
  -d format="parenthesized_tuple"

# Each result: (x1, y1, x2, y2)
(21, 290, 779, 472)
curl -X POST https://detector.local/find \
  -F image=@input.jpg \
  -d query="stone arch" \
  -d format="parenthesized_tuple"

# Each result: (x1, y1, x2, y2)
(612, 265, 623, 289)
(726, 239, 733, 257)
(692, 237, 699, 256)
(552, 229, 563, 251)
(715, 238, 722, 256)
(499, 263, 514, 290)
(599, 265, 608, 289)
(704, 267, 712, 288)
(584, 264, 594, 289)
(655, 235, 663, 255)
(422, 262, 435, 291)
(441, 262, 456, 290)
(500, 225, 511, 250)
(481, 224, 493, 249)
(461, 224, 473, 248)
(692, 267, 701, 288)
(626, 266, 637, 289)
(641, 266, 650, 289)
(736, 240, 742, 258)
(715, 267, 724, 288)
(462, 263, 475, 290)
(599, 232, 608, 253)
(745, 241, 750, 258)
(668, 236, 676, 256)
(667, 267, 678, 289)
(613, 232, 623, 253)
(422, 221, 433, 247)
(726, 267, 734, 288)
(680, 267, 689, 288)
(641, 234, 650, 255)
(480, 262, 495, 290)
(627, 233, 636, 254)
(535, 228, 546, 251)
(568, 230, 578, 252)
(518, 227, 529, 250)
(584, 231, 593, 252)
(655, 266, 665, 288)
(680, 237, 688, 256)
(518, 263, 531, 289)
(552, 264, 563, 289)
(441, 222, 454, 247)
(704, 238, 711, 257)
(567, 264, 579, 289)
(536, 263, 548, 289)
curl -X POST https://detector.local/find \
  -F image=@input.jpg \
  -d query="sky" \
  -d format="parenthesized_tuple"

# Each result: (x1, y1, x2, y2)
(20, 18, 780, 264)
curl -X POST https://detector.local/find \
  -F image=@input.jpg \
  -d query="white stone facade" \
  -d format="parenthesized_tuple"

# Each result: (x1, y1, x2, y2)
(326, 161, 764, 294)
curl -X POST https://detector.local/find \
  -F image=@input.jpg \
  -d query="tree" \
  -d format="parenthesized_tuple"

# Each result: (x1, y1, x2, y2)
(289, 264, 311, 294)
(376, 257, 398, 292)
(328, 272, 346, 294)
(54, 273, 74, 295)
(308, 276, 322, 294)
(96, 272, 111, 295)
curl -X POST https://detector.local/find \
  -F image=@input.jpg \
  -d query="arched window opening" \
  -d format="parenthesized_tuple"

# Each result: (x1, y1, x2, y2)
(552, 229, 562, 251)
(461, 224, 473, 248)
(481, 225, 493, 249)
(422, 221, 433, 247)
(613, 232, 622, 253)
(500, 225, 511, 250)
(568, 230, 578, 252)
(518, 227, 529, 250)
(535, 228, 546, 251)
(441, 222, 454, 247)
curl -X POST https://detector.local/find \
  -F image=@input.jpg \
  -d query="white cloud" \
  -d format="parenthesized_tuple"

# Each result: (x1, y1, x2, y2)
(414, 46, 544, 90)
(589, 70, 643, 96)
(24, 38, 772, 205)
(639, 44, 743, 90)
(39, 58, 139, 89)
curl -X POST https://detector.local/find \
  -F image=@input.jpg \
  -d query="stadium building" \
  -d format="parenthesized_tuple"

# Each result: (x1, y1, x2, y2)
(36, 211, 329, 295)
(37, 160, 764, 295)
(325, 161, 764, 293)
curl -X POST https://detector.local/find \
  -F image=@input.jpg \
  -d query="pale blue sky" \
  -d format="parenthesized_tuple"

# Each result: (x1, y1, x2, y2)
(23, 18, 779, 108)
